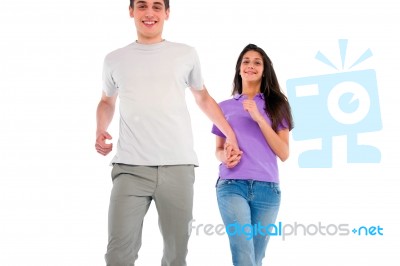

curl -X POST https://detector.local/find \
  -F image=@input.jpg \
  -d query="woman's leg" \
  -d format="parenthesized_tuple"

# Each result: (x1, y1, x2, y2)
(250, 182, 281, 266)
(216, 179, 256, 266)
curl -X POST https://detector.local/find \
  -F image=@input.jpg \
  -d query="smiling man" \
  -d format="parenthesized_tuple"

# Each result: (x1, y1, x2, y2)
(95, 0, 240, 265)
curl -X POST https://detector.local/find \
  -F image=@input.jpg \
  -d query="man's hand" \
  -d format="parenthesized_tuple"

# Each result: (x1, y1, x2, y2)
(223, 142, 242, 168)
(95, 131, 113, 156)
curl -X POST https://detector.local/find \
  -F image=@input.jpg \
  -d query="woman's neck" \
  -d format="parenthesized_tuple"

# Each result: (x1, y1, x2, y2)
(242, 84, 261, 99)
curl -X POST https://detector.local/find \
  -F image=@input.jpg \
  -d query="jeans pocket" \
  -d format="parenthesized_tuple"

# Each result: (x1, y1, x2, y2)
(111, 163, 121, 182)
(216, 178, 233, 188)
(273, 185, 281, 195)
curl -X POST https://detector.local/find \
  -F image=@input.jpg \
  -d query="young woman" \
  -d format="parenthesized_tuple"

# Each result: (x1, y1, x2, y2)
(212, 44, 294, 266)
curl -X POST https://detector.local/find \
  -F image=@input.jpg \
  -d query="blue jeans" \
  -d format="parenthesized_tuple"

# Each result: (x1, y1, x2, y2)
(216, 179, 281, 266)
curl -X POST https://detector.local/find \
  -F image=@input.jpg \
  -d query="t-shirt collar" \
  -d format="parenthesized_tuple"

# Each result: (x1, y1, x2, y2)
(233, 93, 264, 100)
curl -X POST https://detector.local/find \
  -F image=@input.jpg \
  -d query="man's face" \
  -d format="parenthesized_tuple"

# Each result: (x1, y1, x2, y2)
(130, 0, 170, 43)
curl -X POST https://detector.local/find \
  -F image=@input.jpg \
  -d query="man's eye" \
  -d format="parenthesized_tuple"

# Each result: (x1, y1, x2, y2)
(153, 6, 162, 11)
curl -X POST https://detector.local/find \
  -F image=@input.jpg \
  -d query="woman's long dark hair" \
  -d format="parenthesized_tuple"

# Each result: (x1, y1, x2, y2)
(232, 44, 294, 132)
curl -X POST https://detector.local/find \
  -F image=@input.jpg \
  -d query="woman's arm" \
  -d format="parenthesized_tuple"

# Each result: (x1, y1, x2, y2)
(215, 136, 242, 168)
(242, 99, 289, 161)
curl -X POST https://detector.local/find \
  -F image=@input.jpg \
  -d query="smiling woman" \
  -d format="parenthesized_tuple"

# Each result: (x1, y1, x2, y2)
(212, 43, 294, 266)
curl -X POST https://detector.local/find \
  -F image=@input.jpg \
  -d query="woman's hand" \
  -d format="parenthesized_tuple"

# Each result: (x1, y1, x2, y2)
(243, 99, 263, 123)
(223, 142, 243, 168)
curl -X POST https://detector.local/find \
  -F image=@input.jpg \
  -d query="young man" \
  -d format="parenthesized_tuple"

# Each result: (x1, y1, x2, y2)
(95, 1, 241, 265)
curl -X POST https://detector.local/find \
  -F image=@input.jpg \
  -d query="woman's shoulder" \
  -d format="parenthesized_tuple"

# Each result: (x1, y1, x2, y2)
(218, 97, 237, 106)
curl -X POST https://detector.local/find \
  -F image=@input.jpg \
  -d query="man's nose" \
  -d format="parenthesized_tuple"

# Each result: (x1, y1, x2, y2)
(145, 10, 154, 18)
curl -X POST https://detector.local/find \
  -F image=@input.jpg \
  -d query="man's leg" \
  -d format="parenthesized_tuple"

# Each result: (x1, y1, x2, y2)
(105, 164, 158, 266)
(153, 165, 195, 266)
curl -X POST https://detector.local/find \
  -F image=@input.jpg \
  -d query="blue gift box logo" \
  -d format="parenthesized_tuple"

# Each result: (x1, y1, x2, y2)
(287, 39, 382, 168)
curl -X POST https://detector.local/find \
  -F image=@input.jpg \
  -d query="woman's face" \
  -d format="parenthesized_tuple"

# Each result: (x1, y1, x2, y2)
(239, 50, 264, 83)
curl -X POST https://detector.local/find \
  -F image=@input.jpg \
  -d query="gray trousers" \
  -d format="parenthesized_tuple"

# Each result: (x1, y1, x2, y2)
(105, 164, 195, 266)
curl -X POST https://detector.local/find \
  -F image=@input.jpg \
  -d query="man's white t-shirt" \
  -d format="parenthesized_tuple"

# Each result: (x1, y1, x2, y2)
(102, 40, 204, 166)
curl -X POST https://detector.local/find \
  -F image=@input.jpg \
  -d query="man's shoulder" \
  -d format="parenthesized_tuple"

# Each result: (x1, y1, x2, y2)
(166, 40, 192, 48)
(104, 43, 133, 59)
(165, 41, 196, 53)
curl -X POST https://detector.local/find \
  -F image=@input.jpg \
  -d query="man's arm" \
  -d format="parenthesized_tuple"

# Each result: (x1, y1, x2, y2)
(190, 86, 240, 153)
(95, 91, 118, 156)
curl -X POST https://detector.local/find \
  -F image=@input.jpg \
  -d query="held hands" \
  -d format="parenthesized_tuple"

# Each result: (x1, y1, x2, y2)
(243, 99, 263, 123)
(95, 131, 113, 156)
(223, 142, 243, 168)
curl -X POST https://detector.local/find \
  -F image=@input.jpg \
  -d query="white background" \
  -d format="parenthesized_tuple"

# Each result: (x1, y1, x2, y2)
(1, 0, 399, 265)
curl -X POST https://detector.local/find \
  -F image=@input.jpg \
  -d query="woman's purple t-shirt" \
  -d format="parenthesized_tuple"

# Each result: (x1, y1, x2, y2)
(212, 93, 287, 183)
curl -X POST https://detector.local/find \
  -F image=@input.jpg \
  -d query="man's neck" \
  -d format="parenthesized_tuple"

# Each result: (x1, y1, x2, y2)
(136, 37, 165, 45)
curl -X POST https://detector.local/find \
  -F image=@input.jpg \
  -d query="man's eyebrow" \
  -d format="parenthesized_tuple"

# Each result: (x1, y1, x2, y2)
(153, 1, 164, 6)
(134, 1, 165, 8)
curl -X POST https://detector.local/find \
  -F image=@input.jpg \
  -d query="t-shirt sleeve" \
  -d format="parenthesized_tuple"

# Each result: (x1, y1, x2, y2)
(102, 56, 118, 96)
(277, 118, 289, 131)
(188, 48, 204, 91)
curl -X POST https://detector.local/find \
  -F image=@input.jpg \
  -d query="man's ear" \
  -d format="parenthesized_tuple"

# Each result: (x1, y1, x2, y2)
(165, 8, 170, 20)
(129, 6, 134, 18)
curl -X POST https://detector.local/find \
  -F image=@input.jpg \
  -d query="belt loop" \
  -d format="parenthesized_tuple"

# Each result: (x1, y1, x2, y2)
(215, 177, 220, 188)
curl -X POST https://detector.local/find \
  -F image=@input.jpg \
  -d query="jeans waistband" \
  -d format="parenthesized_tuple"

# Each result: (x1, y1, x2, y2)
(218, 178, 279, 187)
